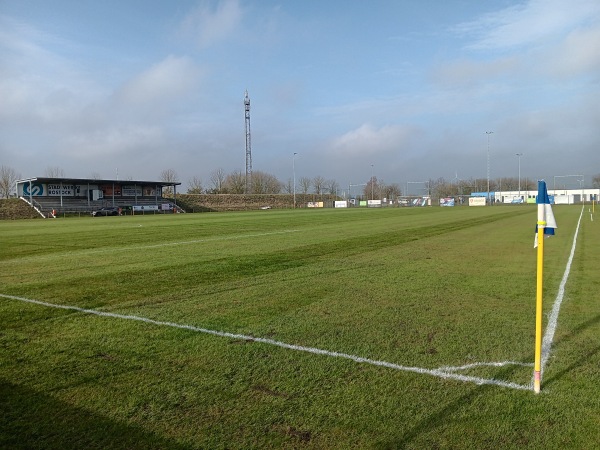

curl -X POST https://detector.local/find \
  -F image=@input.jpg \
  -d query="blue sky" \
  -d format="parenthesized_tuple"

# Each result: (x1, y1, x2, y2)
(1, 0, 599, 192)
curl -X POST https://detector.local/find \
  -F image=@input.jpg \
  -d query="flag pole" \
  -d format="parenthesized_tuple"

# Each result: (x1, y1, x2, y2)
(534, 215, 545, 394)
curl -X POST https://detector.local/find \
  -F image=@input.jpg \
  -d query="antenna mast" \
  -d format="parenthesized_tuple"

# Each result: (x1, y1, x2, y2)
(244, 90, 252, 193)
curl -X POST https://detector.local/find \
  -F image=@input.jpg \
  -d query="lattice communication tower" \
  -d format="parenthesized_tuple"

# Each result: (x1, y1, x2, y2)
(244, 90, 252, 193)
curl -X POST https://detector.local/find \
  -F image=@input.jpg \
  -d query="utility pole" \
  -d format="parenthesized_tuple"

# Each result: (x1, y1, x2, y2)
(293, 152, 297, 208)
(244, 90, 252, 194)
(516, 153, 523, 200)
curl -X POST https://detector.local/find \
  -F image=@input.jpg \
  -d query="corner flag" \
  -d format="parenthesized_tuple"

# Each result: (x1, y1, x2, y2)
(533, 180, 558, 393)
(534, 180, 557, 248)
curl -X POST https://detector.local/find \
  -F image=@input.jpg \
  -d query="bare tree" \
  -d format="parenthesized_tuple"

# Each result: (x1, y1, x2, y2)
(160, 168, 179, 183)
(160, 169, 179, 196)
(299, 177, 311, 195)
(224, 170, 246, 194)
(283, 178, 293, 194)
(474, 178, 487, 193)
(265, 174, 282, 194)
(592, 174, 600, 188)
(90, 172, 102, 180)
(0, 165, 20, 198)
(252, 171, 282, 194)
(363, 176, 380, 200)
(522, 178, 535, 192)
(326, 179, 339, 196)
(382, 182, 401, 201)
(313, 176, 326, 194)
(44, 166, 65, 178)
(209, 168, 226, 193)
(187, 176, 204, 194)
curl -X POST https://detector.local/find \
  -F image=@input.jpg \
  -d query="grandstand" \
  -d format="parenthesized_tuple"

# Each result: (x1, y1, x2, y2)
(16, 177, 182, 217)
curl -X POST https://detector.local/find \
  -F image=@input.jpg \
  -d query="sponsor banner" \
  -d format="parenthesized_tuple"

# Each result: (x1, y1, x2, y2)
(367, 199, 382, 207)
(440, 197, 455, 207)
(334, 201, 348, 208)
(100, 184, 122, 196)
(307, 202, 324, 208)
(412, 197, 430, 206)
(22, 183, 45, 196)
(161, 203, 172, 210)
(469, 197, 486, 206)
(123, 185, 143, 196)
(143, 186, 156, 196)
(133, 205, 159, 211)
(388, 197, 432, 207)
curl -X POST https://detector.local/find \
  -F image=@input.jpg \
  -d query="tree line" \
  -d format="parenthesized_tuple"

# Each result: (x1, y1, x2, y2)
(163, 169, 600, 200)
(2, 164, 600, 199)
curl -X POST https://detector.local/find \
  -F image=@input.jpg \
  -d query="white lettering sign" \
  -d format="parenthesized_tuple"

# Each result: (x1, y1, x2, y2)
(122, 186, 142, 196)
(47, 184, 81, 196)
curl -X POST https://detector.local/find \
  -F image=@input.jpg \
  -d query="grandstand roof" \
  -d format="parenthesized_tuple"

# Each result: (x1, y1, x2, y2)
(17, 176, 181, 187)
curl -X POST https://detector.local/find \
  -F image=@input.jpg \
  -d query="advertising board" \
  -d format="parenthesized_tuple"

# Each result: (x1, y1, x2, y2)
(469, 197, 486, 206)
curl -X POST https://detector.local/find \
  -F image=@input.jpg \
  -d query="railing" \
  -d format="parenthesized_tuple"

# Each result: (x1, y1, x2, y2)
(27, 197, 179, 216)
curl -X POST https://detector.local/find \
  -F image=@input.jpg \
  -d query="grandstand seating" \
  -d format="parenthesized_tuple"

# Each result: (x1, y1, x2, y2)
(23, 196, 181, 215)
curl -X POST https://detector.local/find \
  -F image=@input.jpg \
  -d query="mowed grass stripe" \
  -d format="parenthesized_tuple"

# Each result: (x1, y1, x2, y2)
(2, 207, 550, 372)
(1, 205, 598, 449)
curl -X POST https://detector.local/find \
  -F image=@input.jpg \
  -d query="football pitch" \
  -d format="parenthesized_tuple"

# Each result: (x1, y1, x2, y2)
(1, 205, 598, 449)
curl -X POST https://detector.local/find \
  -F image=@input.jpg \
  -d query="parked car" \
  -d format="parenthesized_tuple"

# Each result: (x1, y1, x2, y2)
(92, 206, 121, 217)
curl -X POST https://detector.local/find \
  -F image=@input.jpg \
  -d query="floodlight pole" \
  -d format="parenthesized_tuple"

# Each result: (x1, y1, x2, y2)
(516, 153, 523, 200)
(371, 164, 374, 200)
(486, 131, 493, 205)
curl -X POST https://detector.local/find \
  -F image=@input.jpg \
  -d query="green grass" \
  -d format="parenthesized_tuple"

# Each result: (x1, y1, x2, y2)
(1, 205, 598, 449)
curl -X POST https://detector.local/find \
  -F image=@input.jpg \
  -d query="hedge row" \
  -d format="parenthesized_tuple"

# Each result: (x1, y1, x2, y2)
(173, 194, 339, 212)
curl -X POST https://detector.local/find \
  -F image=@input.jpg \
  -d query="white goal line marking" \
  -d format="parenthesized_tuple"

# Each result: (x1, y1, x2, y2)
(1, 293, 530, 391)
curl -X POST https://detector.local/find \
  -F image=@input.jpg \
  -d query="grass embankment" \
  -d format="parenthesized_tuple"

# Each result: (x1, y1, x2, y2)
(1, 206, 598, 448)
(0, 198, 41, 220)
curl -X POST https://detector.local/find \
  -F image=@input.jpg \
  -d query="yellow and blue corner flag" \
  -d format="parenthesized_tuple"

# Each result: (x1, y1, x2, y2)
(534, 180, 557, 248)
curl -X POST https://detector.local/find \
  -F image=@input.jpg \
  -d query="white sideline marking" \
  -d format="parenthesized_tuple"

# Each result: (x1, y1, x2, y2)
(539, 205, 584, 378)
(439, 361, 533, 372)
(1, 293, 530, 391)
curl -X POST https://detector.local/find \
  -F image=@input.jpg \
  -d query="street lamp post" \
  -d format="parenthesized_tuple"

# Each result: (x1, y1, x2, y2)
(293, 152, 297, 208)
(486, 131, 493, 205)
(516, 153, 523, 201)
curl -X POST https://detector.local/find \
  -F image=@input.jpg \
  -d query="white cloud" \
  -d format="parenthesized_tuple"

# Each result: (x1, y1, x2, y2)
(60, 125, 164, 159)
(430, 57, 519, 89)
(542, 26, 600, 79)
(330, 123, 419, 158)
(179, 0, 243, 48)
(455, 0, 600, 51)
(114, 55, 201, 109)
(0, 16, 98, 125)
